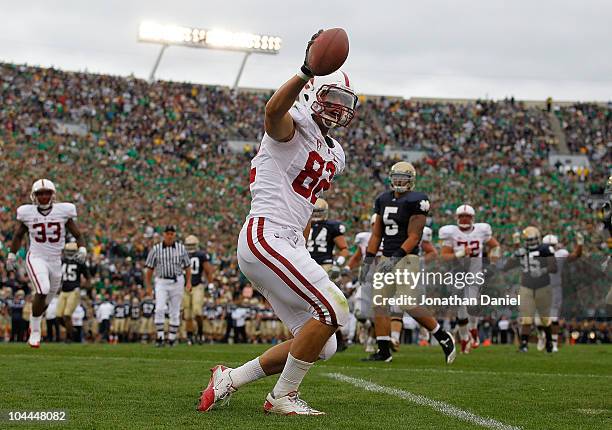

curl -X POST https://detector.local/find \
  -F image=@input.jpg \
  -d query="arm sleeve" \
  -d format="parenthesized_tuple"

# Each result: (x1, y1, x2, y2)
(411, 195, 430, 216)
(67, 203, 77, 219)
(181, 249, 191, 269)
(145, 247, 156, 269)
(374, 196, 382, 216)
(16, 206, 26, 222)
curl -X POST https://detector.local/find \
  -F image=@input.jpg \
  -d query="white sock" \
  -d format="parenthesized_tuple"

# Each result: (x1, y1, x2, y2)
(272, 353, 313, 398)
(391, 331, 401, 342)
(458, 324, 470, 341)
(229, 357, 266, 388)
(30, 316, 42, 333)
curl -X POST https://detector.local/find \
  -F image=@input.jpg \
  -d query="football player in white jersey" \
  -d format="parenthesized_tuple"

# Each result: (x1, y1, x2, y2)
(6, 179, 87, 348)
(198, 31, 357, 416)
(538, 233, 582, 352)
(439, 204, 501, 354)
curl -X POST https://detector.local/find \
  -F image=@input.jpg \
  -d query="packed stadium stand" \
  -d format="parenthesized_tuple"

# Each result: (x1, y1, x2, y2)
(0, 62, 610, 344)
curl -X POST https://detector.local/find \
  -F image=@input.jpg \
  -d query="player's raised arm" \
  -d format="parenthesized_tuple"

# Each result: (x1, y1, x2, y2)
(264, 30, 322, 141)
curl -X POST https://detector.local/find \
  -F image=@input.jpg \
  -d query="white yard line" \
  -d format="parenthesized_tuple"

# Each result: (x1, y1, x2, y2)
(325, 372, 523, 430)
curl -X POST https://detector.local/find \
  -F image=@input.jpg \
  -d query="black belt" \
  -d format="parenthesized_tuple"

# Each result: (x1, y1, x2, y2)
(161, 275, 182, 281)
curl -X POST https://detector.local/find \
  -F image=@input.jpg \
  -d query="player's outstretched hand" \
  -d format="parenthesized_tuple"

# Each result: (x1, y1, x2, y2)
(376, 257, 401, 275)
(76, 246, 87, 263)
(6, 252, 17, 272)
(302, 29, 323, 77)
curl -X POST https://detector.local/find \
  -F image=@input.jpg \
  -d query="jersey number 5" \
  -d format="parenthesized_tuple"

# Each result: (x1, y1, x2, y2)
(292, 151, 336, 203)
(32, 222, 61, 243)
(383, 207, 399, 236)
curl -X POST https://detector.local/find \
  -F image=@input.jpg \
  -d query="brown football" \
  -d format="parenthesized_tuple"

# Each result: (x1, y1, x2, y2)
(307, 28, 349, 76)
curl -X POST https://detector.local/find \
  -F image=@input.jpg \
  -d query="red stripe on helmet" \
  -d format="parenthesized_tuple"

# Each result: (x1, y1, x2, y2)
(341, 71, 350, 87)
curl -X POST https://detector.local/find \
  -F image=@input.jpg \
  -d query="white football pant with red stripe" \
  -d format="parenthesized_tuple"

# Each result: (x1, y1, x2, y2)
(25, 253, 62, 296)
(237, 217, 349, 359)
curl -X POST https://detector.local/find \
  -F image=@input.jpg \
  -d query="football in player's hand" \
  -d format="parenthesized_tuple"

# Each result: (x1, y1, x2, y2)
(307, 28, 349, 76)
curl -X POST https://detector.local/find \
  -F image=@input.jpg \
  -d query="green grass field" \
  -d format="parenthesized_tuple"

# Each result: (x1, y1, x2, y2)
(0, 343, 610, 429)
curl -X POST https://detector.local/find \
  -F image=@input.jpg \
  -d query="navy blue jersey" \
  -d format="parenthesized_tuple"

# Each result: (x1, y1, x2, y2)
(374, 190, 430, 256)
(307, 220, 346, 264)
(141, 299, 155, 318)
(516, 244, 555, 289)
(114, 303, 128, 319)
(188, 251, 211, 286)
(130, 302, 141, 319)
(61, 259, 89, 292)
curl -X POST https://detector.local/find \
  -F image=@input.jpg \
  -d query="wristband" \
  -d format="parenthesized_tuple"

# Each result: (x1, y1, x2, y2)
(298, 64, 313, 81)
(365, 252, 376, 258)
(392, 248, 407, 258)
(336, 256, 346, 266)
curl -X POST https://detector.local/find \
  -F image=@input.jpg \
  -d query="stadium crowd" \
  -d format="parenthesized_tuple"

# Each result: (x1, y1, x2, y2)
(0, 62, 610, 345)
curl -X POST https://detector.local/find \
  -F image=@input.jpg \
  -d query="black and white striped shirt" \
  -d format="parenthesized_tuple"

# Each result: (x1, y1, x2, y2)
(145, 241, 190, 279)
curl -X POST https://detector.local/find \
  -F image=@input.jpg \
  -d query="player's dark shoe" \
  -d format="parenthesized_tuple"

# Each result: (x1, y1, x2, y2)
(545, 341, 553, 353)
(155, 339, 164, 347)
(168, 340, 177, 347)
(361, 352, 392, 362)
(518, 345, 529, 353)
(437, 331, 457, 364)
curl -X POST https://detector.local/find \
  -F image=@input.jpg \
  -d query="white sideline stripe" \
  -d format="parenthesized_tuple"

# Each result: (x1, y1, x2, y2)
(320, 364, 612, 380)
(1, 353, 610, 380)
(326, 372, 522, 430)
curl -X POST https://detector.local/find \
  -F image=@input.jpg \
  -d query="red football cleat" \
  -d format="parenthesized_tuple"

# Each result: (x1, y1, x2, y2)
(196, 365, 236, 412)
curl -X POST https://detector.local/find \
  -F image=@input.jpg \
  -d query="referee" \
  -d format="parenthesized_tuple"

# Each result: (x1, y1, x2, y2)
(145, 225, 191, 347)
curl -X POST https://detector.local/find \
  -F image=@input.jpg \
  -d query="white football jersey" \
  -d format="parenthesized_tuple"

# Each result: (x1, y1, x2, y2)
(550, 248, 569, 287)
(354, 231, 383, 259)
(17, 203, 77, 259)
(248, 103, 345, 232)
(439, 223, 493, 272)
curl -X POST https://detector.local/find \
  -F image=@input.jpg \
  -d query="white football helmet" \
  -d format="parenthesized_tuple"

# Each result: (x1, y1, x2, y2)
(30, 179, 56, 209)
(299, 70, 357, 128)
(542, 234, 559, 246)
(456, 204, 475, 230)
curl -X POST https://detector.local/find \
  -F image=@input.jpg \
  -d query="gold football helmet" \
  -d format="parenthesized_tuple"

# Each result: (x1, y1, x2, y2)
(64, 242, 78, 259)
(390, 161, 416, 193)
(185, 235, 199, 253)
(522, 226, 541, 250)
(312, 198, 329, 222)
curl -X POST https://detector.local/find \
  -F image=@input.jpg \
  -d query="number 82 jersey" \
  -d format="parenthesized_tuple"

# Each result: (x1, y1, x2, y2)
(374, 190, 430, 256)
(248, 103, 345, 232)
(17, 203, 77, 260)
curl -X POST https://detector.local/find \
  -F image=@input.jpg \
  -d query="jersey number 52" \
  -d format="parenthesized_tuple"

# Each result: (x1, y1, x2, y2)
(292, 151, 336, 203)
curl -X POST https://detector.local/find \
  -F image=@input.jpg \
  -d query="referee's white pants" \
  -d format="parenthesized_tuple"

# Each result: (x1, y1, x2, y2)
(154, 276, 185, 326)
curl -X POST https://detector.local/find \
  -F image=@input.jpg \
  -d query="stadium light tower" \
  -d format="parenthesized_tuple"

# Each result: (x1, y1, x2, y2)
(138, 21, 282, 90)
